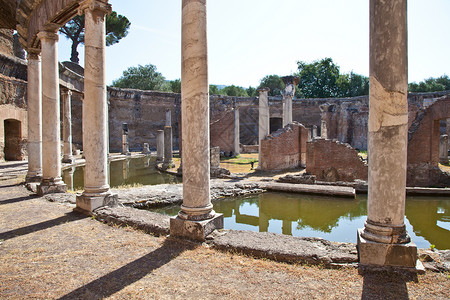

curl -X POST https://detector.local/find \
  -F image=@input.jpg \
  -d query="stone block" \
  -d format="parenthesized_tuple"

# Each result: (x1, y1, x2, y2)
(170, 213, 224, 242)
(37, 182, 67, 196)
(357, 228, 418, 268)
(76, 193, 118, 213)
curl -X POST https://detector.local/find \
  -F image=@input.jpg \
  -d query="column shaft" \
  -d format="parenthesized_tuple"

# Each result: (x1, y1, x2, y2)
(26, 50, 42, 182)
(156, 129, 164, 161)
(163, 126, 173, 168)
(37, 28, 66, 195)
(180, 0, 212, 219)
(76, 0, 117, 212)
(233, 107, 240, 155)
(258, 88, 270, 164)
(62, 89, 74, 163)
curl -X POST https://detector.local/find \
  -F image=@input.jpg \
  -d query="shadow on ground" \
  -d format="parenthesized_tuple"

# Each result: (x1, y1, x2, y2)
(58, 238, 197, 299)
(361, 270, 418, 299)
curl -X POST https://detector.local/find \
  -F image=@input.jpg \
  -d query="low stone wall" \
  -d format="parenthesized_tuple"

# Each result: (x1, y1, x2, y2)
(306, 139, 368, 182)
(260, 122, 308, 170)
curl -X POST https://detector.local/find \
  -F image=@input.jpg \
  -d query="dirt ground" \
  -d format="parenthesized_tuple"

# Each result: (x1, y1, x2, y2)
(0, 175, 449, 299)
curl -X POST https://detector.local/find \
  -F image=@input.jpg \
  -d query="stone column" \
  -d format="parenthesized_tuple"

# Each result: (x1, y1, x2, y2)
(233, 106, 240, 156)
(281, 76, 299, 127)
(440, 134, 449, 164)
(156, 129, 164, 162)
(25, 49, 43, 183)
(163, 125, 174, 169)
(312, 125, 318, 139)
(76, 0, 117, 212)
(258, 87, 270, 164)
(62, 167, 75, 191)
(36, 26, 67, 195)
(121, 123, 130, 155)
(61, 89, 74, 163)
(165, 109, 172, 126)
(170, 0, 223, 241)
(358, 0, 418, 268)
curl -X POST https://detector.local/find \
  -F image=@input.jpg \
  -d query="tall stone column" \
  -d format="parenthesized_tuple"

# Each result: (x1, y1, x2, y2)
(439, 135, 448, 164)
(170, 0, 223, 241)
(61, 89, 74, 163)
(121, 123, 130, 155)
(37, 26, 67, 195)
(258, 87, 270, 165)
(281, 76, 299, 127)
(76, 0, 117, 212)
(156, 129, 164, 162)
(358, 0, 418, 268)
(233, 106, 240, 155)
(25, 49, 43, 183)
(163, 109, 174, 168)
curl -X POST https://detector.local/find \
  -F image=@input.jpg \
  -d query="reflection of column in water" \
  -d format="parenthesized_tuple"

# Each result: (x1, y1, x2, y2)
(259, 211, 269, 232)
(144, 157, 151, 168)
(123, 158, 130, 182)
(282, 220, 292, 236)
(62, 167, 75, 191)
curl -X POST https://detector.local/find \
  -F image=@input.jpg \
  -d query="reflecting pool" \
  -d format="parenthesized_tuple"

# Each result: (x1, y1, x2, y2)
(155, 192, 450, 249)
(62, 156, 180, 191)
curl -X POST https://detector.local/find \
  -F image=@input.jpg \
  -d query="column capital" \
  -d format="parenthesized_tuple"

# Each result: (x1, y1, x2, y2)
(79, 0, 112, 15)
(258, 87, 270, 93)
(61, 88, 73, 96)
(281, 75, 300, 86)
(37, 25, 59, 42)
(27, 48, 41, 60)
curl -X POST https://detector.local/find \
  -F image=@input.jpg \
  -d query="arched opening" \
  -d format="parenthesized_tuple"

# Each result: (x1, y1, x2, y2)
(269, 117, 282, 134)
(4, 119, 22, 161)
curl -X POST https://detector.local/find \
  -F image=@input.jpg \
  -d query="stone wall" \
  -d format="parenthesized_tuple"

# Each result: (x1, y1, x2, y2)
(407, 95, 450, 187)
(306, 139, 368, 182)
(259, 122, 308, 170)
(0, 29, 14, 57)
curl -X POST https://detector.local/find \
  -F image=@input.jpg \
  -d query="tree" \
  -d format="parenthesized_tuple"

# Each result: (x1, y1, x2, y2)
(209, 85, 220, 95)
(59, 11, 131, 63)
(112, 64, 169, 91)
(296, 58, 341, 98)
(246, 86, 257, 97)
(169, 79, 181, 93)
(219, 85, 249, 97)
(337, 72, 369, 97)
(258, 75, 285, 97)
(408, 75, 450, 92)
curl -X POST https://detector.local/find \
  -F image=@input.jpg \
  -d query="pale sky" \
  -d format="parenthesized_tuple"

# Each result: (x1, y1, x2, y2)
(57, 0, 450, 88)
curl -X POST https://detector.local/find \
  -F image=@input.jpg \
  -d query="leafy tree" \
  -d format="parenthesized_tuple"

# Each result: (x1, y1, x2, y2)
(112, 64, 169, 91)
(408, 75, 450, 92)
(169, 79, 181, 93)
(59, 11, 131, 63)
(219, 85, 249, 97)
(296, 58, 341, 98)
(337, 72, 369, 97)
(258, 75, 285, 97)
(246, 86, 257, 97)
(209, 85, 220, 95)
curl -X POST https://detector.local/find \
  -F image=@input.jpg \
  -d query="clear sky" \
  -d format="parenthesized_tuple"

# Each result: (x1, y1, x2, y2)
(57, 0, 450, 88)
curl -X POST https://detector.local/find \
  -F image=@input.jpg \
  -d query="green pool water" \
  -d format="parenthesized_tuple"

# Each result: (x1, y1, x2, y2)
(62, 156, 180, 191)
(155, 192, 450, 250)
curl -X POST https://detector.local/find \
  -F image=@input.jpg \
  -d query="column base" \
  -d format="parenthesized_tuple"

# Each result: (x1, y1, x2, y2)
(62, 155, 75, 164)
(76, 192, 118, 213)
(162, 161, 175, 169)
(170, 213, 224, 242)
(37, 179, 67, 196)
(25, 173, 42, 183)
(357, 228, 419, 268)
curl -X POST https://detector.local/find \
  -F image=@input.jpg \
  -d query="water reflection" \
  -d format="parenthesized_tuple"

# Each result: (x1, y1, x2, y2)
(62, 156, 180, 191)
(158, 192, 450, 249)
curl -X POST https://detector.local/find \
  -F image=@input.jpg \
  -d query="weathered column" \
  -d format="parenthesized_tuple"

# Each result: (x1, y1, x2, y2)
(76, 0, 117, 212)
(233, 106, 240, 156)
(258, 87, 270, 164)
(281, 76, 299, 127)
(358, 0, 418, 268)
(36, 26, 67, 195)
(121, 123, 130, 155)
(163, 109, 174, 168)
(170, 0, 223, 241)
(156, 129, 164, 162)
(25, 49, 43, 183)
(312, 125, 318, 139)
(62, 167, 75, 191)
(440, 134, 448, 164)
(61, 89, 74, 163)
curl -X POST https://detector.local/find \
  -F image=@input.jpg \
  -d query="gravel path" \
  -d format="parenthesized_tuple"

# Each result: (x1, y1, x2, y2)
(1, 177, 449, 299)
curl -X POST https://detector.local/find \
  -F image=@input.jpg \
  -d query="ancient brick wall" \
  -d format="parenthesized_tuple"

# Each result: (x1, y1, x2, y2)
(407, 95, 450, 187)
(259, 122, 308, 170)
(0, 29, 14, 57)
(306, 139, 368, 182)
(210, 96, 235, 152)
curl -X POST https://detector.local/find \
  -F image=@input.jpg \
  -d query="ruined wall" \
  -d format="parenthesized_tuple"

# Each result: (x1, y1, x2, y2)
(0, 34, 28, 160)
(407, 95, 450, 187)
(260, 122, 308, 170)
(107, 87, 181, 152)
(209, 96, 236, 152)
(306, 139, 368, 182)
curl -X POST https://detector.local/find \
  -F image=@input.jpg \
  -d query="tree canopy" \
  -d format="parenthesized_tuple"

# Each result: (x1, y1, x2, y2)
(218, 85, 249, 97)
(59, 11, 131, 63)
(257, 75, 285, 97)
(408, 75, 450, 92)
(112, 64, 169, 91)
